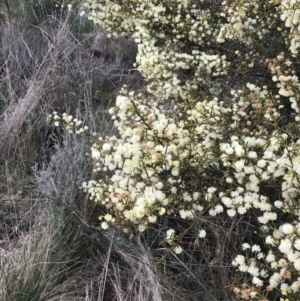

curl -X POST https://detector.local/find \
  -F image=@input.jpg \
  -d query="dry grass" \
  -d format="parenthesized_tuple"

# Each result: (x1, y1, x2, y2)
(0, 6, 140, 161)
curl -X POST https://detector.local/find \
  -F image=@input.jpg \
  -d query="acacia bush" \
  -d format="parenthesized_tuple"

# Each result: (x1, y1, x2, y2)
(52, 0, 300, 300)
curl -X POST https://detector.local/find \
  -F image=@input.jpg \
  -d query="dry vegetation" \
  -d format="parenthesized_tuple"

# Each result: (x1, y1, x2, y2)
(0, 1, 263, 301)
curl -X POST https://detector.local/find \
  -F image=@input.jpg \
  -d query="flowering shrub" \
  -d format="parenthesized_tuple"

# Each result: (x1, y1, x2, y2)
(49, 0, 300, 299)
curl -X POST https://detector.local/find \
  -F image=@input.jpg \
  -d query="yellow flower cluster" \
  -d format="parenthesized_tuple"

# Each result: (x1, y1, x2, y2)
(79, 81, 300, 230)
(83, 0, 230, 102)
(47, 112, 89, 134)
(233, 220, 300, 298)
